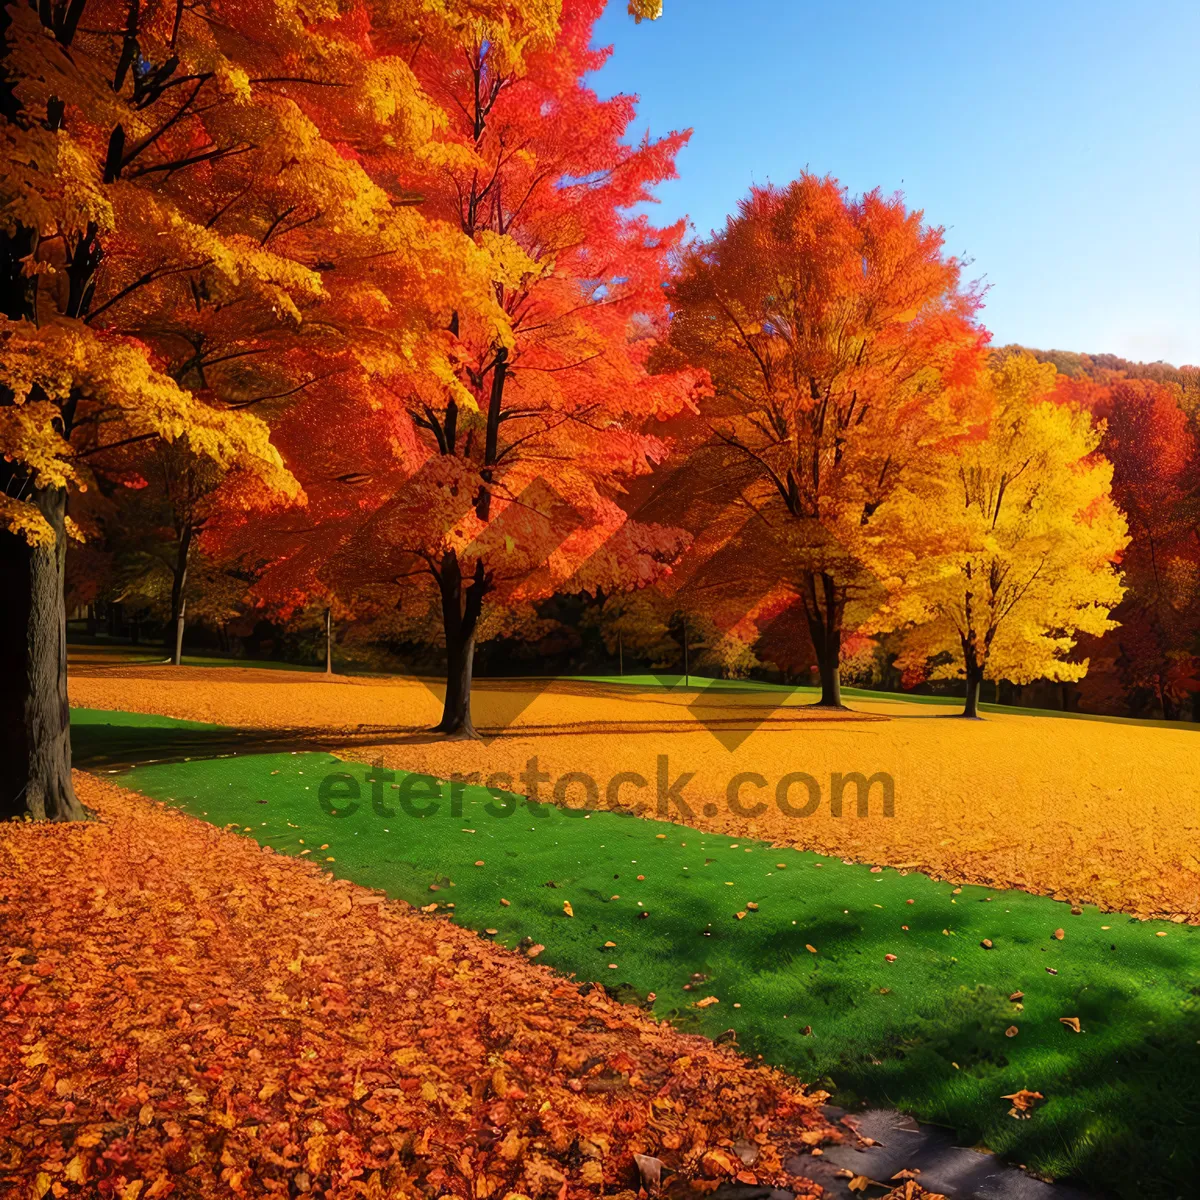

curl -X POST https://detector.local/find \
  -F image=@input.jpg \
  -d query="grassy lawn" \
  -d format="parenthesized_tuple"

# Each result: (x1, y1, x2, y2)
(75, 707, 1200, 1199)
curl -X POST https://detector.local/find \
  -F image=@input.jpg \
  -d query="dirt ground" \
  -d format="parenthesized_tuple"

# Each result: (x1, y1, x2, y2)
(70, 660, 1200, 921)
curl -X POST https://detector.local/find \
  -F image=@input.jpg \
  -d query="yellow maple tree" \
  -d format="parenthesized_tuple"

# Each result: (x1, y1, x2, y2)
(869, 353, 1129, 716)
(0, 0, 508, 816)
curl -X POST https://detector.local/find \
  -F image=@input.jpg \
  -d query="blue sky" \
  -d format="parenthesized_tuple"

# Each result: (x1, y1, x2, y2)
(588, 0, 1200, 366)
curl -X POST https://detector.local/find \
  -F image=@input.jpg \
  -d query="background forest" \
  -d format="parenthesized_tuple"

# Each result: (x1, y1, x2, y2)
(65, 341, 1200, 723)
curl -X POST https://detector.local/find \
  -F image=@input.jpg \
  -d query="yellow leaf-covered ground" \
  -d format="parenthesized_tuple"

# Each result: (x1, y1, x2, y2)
(70, 663, 1200, 920)
(0, 773, 838, 1199)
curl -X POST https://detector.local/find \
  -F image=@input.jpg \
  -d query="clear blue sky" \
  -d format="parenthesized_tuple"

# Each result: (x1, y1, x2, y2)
(588, 0, 1200, 366)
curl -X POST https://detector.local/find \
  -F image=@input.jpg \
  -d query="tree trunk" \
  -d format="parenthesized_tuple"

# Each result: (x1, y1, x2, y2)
(0, 486, 86, 821)
(85, 603, 97, 637)
(439, 624, 479, 738)
(168, 525, 192, 665)
(962, 657, 984, 719)
(802, 571, 845, 708)
(324, 606, 332, 674)
(173, 598, 186, 666)
(434, 553, 486, 739)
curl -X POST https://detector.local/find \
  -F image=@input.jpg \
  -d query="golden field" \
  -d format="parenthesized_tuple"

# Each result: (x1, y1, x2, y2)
(70, 658, 1200, 921)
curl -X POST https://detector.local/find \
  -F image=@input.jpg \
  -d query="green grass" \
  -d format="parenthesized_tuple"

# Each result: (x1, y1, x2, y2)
(75, 708, 1200, 1198)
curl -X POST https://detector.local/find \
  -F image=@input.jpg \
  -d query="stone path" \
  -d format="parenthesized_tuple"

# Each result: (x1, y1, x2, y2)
(721, 1106, 1100, 1199)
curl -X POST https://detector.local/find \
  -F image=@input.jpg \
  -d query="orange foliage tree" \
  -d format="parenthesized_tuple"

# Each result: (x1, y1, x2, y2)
(658, 174, 987, 706)
(229, 0, 700, 737)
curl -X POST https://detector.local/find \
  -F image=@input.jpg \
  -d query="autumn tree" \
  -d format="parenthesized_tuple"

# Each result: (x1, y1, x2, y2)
(0, 0, 477, 817)
(660, 174, 986, 706)
(237, 0, 698, 738)
(871, 353, 1129, 717)
(1057, 375, 1200, 717)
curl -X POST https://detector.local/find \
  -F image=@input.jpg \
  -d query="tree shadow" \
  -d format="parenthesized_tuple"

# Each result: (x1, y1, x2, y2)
(70, 719, 426, 771)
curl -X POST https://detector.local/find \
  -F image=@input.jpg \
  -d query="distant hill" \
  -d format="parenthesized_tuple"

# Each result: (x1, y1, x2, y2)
(1000, 344, 1199, 391)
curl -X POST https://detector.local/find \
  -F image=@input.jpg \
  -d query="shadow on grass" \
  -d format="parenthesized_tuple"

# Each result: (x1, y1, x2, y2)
(70, 717, 425, 771)
(637, 898, 1199, 1200)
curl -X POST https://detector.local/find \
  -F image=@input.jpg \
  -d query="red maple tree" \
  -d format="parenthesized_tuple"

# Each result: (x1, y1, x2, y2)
(1060, 376, 1200, 717)
(225, 0, 701, 736)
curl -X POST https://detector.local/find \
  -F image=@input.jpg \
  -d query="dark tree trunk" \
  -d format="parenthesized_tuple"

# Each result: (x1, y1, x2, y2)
(475, 346, 507, 521)
(172, 598, 186, 666)
(85, 603, 97, 637)
(324, 606, 332, 674)
(962, 655, 984, 719)
(802, 571, 845, 708)
(434, 552, 486, 739)
(168, 524, 192, 665)
(0, 486, 86, 821)
(432, 331, 503, 734)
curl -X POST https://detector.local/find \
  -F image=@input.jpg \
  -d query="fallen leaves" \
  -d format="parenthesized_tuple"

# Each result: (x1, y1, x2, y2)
(883, 1182, 946, 1200)
(1002, 1089, 1045, 1119)
(562, 900, 574, 918)
(0, 775, 839, 1199)
(1053, 928, 1065, 940)
(634, 1152, 665, 1188)
(1059, 1016, 1082, 1032)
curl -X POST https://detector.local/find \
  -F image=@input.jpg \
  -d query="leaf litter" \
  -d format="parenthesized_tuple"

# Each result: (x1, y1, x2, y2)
(0, 775, 839, 1198)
